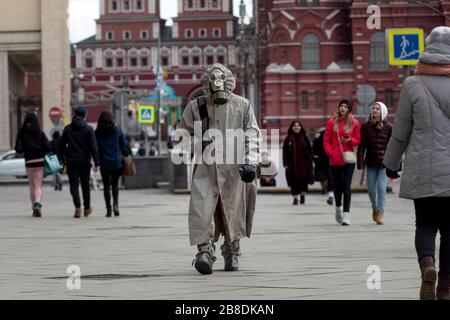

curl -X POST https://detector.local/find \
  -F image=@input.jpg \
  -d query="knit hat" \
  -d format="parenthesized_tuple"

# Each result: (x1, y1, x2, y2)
(420, 26, 450, 65)
(75, 106, 87, 118)
(338, 99, 353, 113)
(372, 101, 388, 121)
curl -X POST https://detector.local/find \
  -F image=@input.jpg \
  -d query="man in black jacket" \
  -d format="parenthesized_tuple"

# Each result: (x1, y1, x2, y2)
(58, 106, 100, 218)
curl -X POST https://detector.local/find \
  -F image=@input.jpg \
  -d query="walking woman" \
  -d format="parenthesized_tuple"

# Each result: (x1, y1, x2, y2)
(283, 121, 314, 205)
(357, 102, 392, 225)
(323, 100, 360, 225)
(384, 26, 450, 300)
(14, 113, 51, 217)
(313, 127, 334, 205)
(95, 111, 129, 217)
(50, 131, 63, 191)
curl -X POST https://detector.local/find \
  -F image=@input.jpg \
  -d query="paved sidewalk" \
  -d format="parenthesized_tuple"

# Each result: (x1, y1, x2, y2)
(0, 182, 422, 300)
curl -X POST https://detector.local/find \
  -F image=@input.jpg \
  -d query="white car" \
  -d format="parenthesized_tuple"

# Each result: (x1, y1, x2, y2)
(0, 150, 27, 178)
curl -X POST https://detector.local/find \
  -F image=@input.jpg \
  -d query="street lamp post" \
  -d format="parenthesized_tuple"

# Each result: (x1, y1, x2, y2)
(239, 0, 246, 98)
(156, 24, 162, 155)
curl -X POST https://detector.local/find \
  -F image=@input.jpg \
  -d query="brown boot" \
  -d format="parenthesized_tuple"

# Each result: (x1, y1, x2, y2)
(372, 208, 378, 222)
(437, 273, 450, 300)
(84, 207, 92, 217)
(419, 256, 437, 300)
(73, 208, 82, 218)
(375, 210, 384, 225)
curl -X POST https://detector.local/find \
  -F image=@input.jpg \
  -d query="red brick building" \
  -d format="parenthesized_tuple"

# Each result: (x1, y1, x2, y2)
(259, 0, 450, 138)
(73, 0, 239, 122)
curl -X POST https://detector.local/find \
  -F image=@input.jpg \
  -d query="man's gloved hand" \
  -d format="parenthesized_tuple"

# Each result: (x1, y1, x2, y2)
(239, 164, 256, 183)
(386, 168, 400, 179)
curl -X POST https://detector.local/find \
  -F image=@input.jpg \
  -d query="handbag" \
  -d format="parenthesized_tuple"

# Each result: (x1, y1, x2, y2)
(44, 154, 62, 176)
(60, 163, 68, 175)
(337, 132, 356, 164)
(122, 155, 136, 176)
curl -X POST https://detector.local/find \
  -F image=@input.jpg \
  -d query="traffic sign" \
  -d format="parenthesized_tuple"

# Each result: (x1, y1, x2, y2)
(387, 28, 424, 65)
(49, 107, 61, 120)
(138, 105, 155, 124)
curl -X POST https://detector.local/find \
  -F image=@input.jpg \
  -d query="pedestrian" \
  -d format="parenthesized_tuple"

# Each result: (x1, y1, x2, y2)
(58, 106, 100, 218)
(312, 127, 334, 205)
(384, 26, 450, 300)
(323, 99, 361, 226)
(137, 143, 146, 157)
(357, 101, 392, 225)
(175, 63, 260, 274)
(14, 113, 51, 217)
(95, 111, 129, 217)
(283, 121, 314, 205)
(148, 142, 158, 156)
(50, 131, 63, 191)
(257, 151, 278, 187)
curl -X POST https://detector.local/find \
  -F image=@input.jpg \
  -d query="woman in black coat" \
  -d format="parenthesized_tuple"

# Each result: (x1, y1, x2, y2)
(312, 127, 334, 205)
(283, 121, 314, 205)
(14, 113, 51, 217)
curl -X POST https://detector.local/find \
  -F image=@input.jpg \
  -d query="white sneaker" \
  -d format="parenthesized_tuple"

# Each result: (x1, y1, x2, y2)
(335, 207, 343, 225)
(342, 212, 350, 225)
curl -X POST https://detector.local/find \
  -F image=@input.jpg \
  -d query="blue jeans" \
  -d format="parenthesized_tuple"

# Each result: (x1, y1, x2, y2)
(53, 171, 62, 187)
(366, 166, 388, 214)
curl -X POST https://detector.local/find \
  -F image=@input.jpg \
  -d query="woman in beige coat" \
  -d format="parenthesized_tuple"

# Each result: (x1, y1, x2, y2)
(175, 64, 261, 275)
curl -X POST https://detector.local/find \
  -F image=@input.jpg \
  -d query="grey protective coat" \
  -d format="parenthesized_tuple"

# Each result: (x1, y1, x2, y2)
(176, 64, 261, 245)
(383, 33, 450, 199)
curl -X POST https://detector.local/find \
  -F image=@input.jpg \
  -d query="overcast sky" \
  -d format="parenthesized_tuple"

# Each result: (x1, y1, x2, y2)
(69, 0, 253, 43)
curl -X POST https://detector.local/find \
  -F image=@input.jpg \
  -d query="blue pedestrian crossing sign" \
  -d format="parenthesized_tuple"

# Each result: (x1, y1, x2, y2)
(138, 105, 155, 124)
(387, 28, 424, 66)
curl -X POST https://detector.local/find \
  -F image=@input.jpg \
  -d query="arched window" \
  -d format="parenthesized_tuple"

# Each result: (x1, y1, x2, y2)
(211, 0, 219, 9)
(301, 33, 320, 70)
(180, 47, 190, 66)
(128, 49, 139, 68)
(104, 49, 114, 68)
(161, 47, 171, 67)
(192, 47, 202, 66)
(216, 47, 227, 65)
(115, 49, 125, 68)
(139, 49, 150, 67)
(83, 50, 95, 69)
(370, 32, 388, 70)
(204, 46, 215, 65)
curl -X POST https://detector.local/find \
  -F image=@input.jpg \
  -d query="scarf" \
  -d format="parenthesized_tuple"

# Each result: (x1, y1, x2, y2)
(415, 61, 450, 77)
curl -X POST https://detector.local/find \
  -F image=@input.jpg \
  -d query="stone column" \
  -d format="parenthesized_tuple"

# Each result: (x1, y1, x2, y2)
(0, 51, 10, 151)
(41, 0, 70, 136)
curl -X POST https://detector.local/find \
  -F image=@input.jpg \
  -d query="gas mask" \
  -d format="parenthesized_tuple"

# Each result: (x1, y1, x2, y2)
(209, 68, 227, 105)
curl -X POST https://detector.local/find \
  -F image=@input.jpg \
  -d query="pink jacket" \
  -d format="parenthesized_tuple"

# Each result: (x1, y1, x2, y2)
(323, 117, 361, 166)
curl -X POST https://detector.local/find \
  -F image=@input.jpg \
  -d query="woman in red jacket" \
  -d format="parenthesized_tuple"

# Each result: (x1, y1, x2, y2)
(323, 99, 360, 225)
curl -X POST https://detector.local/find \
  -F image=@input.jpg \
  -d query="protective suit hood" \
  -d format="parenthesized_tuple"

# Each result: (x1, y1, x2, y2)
(201, 64, 236, 105)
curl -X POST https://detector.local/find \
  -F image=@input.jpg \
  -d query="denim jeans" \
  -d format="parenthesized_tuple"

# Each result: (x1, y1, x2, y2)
(53, 172, 62, 187)
(366, 166, 388, 214)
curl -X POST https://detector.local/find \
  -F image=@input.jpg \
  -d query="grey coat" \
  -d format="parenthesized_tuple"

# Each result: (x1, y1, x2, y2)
(383, 74, 450, 199)
(176, 64, 261, 246)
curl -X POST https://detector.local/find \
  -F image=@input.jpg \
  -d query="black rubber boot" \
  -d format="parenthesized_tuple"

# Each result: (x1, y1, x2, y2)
(221, 240, 240, 271)
(106, 205, 112, 217)
(113, 204, 120, 217)
(193, 242, 216, 275)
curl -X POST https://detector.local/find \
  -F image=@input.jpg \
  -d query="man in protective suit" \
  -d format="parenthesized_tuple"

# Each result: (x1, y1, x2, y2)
(174, 64, 260, 275)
